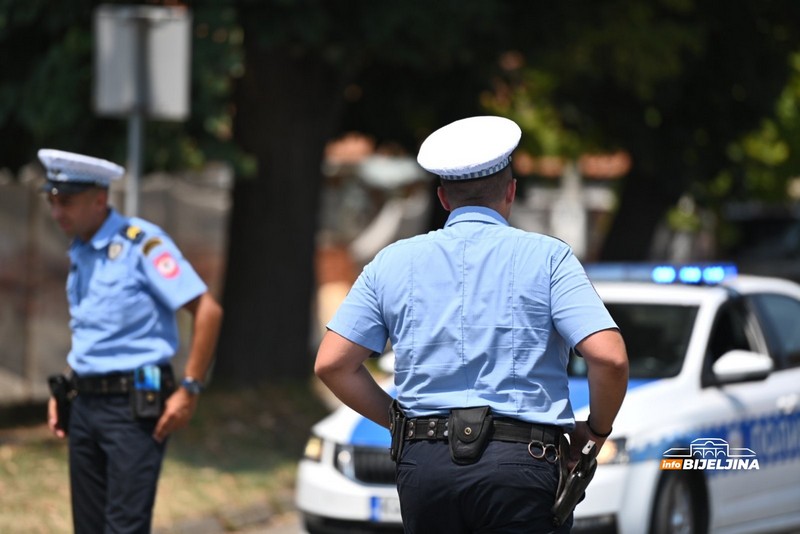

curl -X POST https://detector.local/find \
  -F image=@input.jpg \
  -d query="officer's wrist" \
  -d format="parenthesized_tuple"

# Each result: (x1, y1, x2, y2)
(586, 414, 612, 438)
(180, 376, 203, 395)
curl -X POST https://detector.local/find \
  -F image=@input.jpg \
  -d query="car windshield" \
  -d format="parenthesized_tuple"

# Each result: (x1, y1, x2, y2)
(569, 302, 699, 379)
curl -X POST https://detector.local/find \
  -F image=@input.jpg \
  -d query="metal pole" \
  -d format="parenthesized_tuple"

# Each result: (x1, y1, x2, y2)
(125, 17, 148, 217)
(126, 112, 143, 217)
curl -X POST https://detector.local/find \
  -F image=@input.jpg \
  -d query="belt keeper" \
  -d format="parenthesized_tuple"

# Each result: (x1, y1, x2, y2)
(426, 420, 437, 438)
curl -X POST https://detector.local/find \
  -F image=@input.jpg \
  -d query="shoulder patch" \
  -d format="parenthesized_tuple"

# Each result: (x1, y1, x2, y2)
(142, 237, 163, 256)
(122, 225, 145, 243)
(154, 252, 180, 279)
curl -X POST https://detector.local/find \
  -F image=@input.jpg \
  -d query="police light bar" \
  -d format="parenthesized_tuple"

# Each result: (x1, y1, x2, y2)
(585, 263, 738, 285)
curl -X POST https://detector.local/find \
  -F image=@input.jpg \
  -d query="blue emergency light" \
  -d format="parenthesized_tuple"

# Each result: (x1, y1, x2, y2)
(585, 263, 737, 285)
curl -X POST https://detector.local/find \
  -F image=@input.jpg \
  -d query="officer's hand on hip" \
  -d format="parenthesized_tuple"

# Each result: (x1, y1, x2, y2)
(153, 388, 198, 442)
(567, 421, 607, 470)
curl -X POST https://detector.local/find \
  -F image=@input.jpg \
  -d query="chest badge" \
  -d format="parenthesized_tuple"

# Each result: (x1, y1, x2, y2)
(108, 242, 123, 260)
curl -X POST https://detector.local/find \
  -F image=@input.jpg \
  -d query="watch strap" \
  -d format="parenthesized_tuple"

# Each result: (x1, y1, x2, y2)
(180, 376, 203, 395)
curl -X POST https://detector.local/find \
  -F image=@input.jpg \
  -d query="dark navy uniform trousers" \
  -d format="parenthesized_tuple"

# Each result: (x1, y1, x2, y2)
(68, 393, 166, 534)
(396, 440, 573, 534)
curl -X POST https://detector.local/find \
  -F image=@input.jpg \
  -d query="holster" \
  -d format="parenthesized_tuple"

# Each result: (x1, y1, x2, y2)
(48, 374, 76, 435)
(552, 440, 598, 527)
(448, 406, 493, 465)
(388, 399, 407, 462)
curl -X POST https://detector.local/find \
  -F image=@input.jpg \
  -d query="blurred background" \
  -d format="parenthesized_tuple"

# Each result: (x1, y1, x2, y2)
(3, 1, 800, 531)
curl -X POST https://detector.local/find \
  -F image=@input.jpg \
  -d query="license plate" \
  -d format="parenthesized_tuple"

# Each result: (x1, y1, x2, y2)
(369, 495, 403, 523)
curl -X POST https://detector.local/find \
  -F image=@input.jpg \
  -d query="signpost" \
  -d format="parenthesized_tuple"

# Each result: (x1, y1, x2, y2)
(93, 4, 192, 216)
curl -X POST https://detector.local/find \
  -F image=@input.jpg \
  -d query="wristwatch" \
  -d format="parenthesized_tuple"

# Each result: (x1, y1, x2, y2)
(180, 376, 203, 395)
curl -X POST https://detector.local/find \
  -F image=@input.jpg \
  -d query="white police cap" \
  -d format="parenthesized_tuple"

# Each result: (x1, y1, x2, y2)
(417, 116, 522, 180)
(38, 149, 124, 195)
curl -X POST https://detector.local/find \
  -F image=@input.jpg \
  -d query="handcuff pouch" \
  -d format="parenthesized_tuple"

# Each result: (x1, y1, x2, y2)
(448, 406, 493, 465)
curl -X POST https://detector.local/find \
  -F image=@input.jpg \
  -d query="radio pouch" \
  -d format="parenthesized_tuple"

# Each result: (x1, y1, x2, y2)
(132, 365, 162, 419)
(448, 406, 493, 465)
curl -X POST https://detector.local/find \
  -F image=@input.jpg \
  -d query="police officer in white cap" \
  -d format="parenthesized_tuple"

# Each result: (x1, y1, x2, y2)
(40, 149, 223, 534)
(315, 116, 629, 533)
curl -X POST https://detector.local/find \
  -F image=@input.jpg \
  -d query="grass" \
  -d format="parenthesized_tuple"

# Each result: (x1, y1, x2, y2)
(0, 380, 331, 533)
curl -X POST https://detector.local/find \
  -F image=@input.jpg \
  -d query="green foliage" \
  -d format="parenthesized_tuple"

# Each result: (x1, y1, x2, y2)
(480, 0, 800, 214)
(19, 27, 93, 138)
(3, 0, 800, 238)
(482, 66, 584, 158)
(720, 51, 800, 201)
(0, 0, 247, 176)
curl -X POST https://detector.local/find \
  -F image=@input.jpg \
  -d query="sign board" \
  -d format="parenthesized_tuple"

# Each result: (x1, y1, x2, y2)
(93, 5, 191, 120)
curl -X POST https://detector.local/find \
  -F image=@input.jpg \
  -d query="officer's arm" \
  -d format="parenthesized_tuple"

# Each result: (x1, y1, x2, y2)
(578, 328, 628, 433)
(571, 328, 628, 457)
(153, 292, 222, 441)
(315, 330, 393, 429)
(180, 292, 223, 384)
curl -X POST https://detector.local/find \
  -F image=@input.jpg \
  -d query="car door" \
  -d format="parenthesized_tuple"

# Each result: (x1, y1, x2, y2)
(743, 293, 800, 525)
(702, 294, 800, 530)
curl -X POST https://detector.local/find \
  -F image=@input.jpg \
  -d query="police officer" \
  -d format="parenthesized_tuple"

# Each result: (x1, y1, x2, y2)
(315, 116, 629, 533)
(41, 149, 223, 533)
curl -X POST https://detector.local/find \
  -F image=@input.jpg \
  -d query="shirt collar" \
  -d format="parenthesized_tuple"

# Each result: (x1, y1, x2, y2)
(75, 208, 127, 251)
(444, 206, 509, 228)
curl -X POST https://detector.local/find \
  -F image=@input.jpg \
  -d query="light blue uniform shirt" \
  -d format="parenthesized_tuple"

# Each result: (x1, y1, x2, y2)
(66, 209, 206, 375)
(328, 206, 616, 429)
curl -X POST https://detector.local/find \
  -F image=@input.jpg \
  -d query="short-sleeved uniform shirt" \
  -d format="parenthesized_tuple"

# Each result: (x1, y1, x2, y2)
(328, 206, 616, 429)
(66, 208, 206, 375)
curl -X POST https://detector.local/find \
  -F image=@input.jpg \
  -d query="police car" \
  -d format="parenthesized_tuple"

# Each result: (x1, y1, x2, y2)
(296, 263, 800, 534)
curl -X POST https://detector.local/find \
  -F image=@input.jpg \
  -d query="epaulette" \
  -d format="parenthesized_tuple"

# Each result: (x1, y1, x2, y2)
(142, 237, 163, 256)
(121, 225, 145, 244)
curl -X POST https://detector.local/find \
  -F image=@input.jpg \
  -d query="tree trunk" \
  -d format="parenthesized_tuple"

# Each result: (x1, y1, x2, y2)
(600, 168, 673, 261)
(600, 137, 686, 262)
(213, 42, 347, 385)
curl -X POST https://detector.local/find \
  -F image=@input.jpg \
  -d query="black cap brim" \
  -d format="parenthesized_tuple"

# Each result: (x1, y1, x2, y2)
(42, 180, 101, 195)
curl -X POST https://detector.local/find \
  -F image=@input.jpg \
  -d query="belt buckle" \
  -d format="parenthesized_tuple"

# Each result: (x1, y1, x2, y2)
(528, 439, 559, 464)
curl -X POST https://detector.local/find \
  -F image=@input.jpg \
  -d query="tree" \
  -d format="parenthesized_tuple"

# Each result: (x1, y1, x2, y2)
(217, 0, 800, 382)
(491, 1, 800, 260)
(0, 0, 243, 172)
(212, 1, 513, 384)
(5, 1, 800, 386)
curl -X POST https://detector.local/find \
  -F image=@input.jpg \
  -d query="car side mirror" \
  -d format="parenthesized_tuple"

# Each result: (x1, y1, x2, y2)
(712, 349, 773, 384)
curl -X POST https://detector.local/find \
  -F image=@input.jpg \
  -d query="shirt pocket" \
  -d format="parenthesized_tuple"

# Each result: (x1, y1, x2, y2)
(86, 263, 148, 326)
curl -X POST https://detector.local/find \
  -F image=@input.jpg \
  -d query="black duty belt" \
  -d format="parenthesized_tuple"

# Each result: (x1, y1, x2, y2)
(73, 366, 174, 395)
(404, 416, 562, 446)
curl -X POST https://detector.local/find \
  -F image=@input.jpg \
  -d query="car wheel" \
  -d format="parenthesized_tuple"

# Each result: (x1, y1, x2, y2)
(651, 472, 707, 534)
